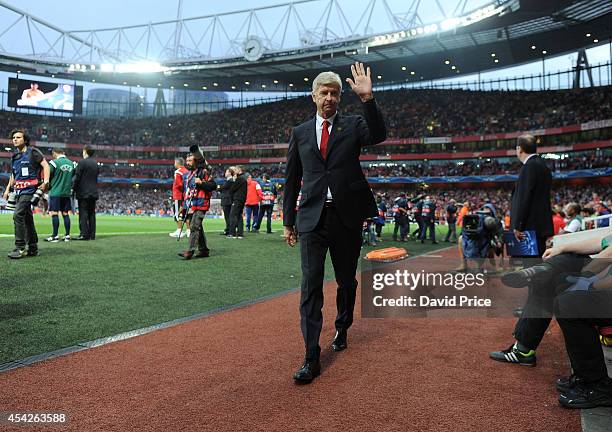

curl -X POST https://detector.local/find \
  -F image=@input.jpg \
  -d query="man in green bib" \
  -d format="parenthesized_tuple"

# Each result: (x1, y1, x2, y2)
(45, 148, 76, 242)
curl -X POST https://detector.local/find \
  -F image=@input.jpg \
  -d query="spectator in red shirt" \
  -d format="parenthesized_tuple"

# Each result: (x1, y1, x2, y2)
(245, 174, 263, 232)
(552, 205, 566, 235)
(170, 157, 189, 238)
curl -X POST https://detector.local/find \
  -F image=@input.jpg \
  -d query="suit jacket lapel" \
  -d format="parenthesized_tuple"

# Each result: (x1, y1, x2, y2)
(325, 113, 343, 160)
(308, 117, 324, 164)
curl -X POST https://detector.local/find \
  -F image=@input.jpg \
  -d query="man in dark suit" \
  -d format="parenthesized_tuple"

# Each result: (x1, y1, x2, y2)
(490, 134, 555, 366)
(228, 166, 247, 238)
(283, 62, 387, 383)
(73, 145, 99, 240)
(219, 167, 234, 236)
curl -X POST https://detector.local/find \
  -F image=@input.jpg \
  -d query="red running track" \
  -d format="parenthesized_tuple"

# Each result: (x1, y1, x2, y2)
(0, 248, 580, 432)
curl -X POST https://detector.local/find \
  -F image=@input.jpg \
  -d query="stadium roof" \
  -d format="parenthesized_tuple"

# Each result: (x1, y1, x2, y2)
(0, 0, 610, 91)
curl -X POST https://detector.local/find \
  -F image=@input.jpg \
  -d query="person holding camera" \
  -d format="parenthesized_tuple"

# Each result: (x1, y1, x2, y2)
(3, 129, 50, 259)
(178, 153, 217, 260)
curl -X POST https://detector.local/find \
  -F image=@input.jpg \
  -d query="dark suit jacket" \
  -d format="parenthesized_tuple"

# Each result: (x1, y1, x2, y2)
(219, 181, 233, 207)
(73, 157, 99, 200)
(283, 99, 387, 233)
(510, 155, 553, 237)
(229, 174, 247, 204)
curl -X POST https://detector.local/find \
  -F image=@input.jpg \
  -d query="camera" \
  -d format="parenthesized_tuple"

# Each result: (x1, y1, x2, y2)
(189, 145, 211, 170)
(6, 191, 16, 211)
(30, 188, 44, 206)
(462, 205, 503, 259)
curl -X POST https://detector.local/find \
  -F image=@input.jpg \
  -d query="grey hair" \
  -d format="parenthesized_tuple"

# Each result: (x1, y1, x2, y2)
(312, 71, 342, 93)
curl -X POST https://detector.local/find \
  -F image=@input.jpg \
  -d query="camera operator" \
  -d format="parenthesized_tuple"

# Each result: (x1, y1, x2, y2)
(457, 203, 503, 272)
(178, 153, 217, 260)
(3, 129, 50, 259)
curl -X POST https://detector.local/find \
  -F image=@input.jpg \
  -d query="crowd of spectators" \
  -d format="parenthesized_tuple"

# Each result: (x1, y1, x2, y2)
(39, 148, 609, 181)
(1, 86, 610, 147)
(373, 184, 611, 226)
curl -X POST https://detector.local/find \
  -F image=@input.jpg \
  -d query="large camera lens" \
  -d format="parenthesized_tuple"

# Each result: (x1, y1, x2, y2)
(30, 188, 44, 206)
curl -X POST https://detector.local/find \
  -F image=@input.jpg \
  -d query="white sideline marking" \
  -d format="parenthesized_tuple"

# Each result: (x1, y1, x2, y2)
(0, 230, 226, 238)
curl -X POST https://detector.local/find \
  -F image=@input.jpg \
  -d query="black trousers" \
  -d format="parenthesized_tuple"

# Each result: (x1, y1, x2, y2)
(555, 290, 612, 382)
(513, 251, 591, 350)
(298, 205, 362, 360)
(419, 218, 435, 241)
(13, 194, 37, 250)
(188, 210, 209, 253)
(393, 219, 408, 240)
(78, 198, 97, 240)
(229, 202, 245, 236)
(222, 204, 232, 233)
(444, 222, 457, 242)
(256, 204, 274, 233)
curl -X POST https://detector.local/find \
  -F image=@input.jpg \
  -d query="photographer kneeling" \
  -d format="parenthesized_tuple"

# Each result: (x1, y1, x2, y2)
(178, 150, 217, 260)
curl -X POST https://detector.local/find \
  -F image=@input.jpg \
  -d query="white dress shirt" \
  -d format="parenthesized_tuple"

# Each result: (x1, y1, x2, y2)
(315, 112, 337, 201)
(522, 153, 537, 165)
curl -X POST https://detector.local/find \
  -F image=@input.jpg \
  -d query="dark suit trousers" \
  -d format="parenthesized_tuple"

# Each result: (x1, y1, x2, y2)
(299, 205, 362, 360)
(513, 251, 590, 350)
(555, 290, 612, 382)
(229, 202, 245, 236)
(222, 204, 232, 233)
(78, 198, 97, 240)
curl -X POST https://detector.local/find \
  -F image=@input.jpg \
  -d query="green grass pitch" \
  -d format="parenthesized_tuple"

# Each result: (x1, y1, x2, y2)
(0, 214, 449, 364)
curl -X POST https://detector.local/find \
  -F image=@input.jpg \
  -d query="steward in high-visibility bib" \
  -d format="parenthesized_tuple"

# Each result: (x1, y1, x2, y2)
(254, 173, 277, 234)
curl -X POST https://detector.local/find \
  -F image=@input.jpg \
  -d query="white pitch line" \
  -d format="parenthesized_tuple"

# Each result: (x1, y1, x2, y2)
(0, 229, 227, 237)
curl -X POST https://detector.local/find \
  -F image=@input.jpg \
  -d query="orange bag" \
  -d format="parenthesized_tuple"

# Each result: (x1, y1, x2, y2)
(364, 247, 408, 262)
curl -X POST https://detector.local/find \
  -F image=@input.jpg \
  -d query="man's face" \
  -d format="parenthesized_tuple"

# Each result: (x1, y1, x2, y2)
(186, 156, 195, 169)
(12, 132, 25, 149)
(312, 84, 341, 119)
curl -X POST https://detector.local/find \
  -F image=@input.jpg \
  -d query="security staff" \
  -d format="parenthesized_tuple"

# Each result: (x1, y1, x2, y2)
(254, 173, 277, 233)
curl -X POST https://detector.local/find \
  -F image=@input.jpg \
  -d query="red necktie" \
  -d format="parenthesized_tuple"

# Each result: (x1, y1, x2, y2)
(320, 120, 329, 159)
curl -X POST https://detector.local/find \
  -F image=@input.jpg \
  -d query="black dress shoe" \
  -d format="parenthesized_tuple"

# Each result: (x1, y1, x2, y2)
(73, 236, 90, 241)
(178, 250, 194, 260)
(194, 251, 210, 258)
(331, 330, 347, 352)
(556, 374, 584, 393)
(293, 359, 320, 383)
(558, 378, 612, 409)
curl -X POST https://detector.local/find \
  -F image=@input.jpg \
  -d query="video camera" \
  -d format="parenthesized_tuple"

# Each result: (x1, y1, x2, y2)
(462, 204, 503, 259)
(189, 145, 211, 171)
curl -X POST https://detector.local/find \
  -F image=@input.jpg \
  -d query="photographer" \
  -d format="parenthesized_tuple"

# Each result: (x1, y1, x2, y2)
(178, 152, 217, 260)
(3, 129, 49, 259)
(457, 203, 503, 272)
